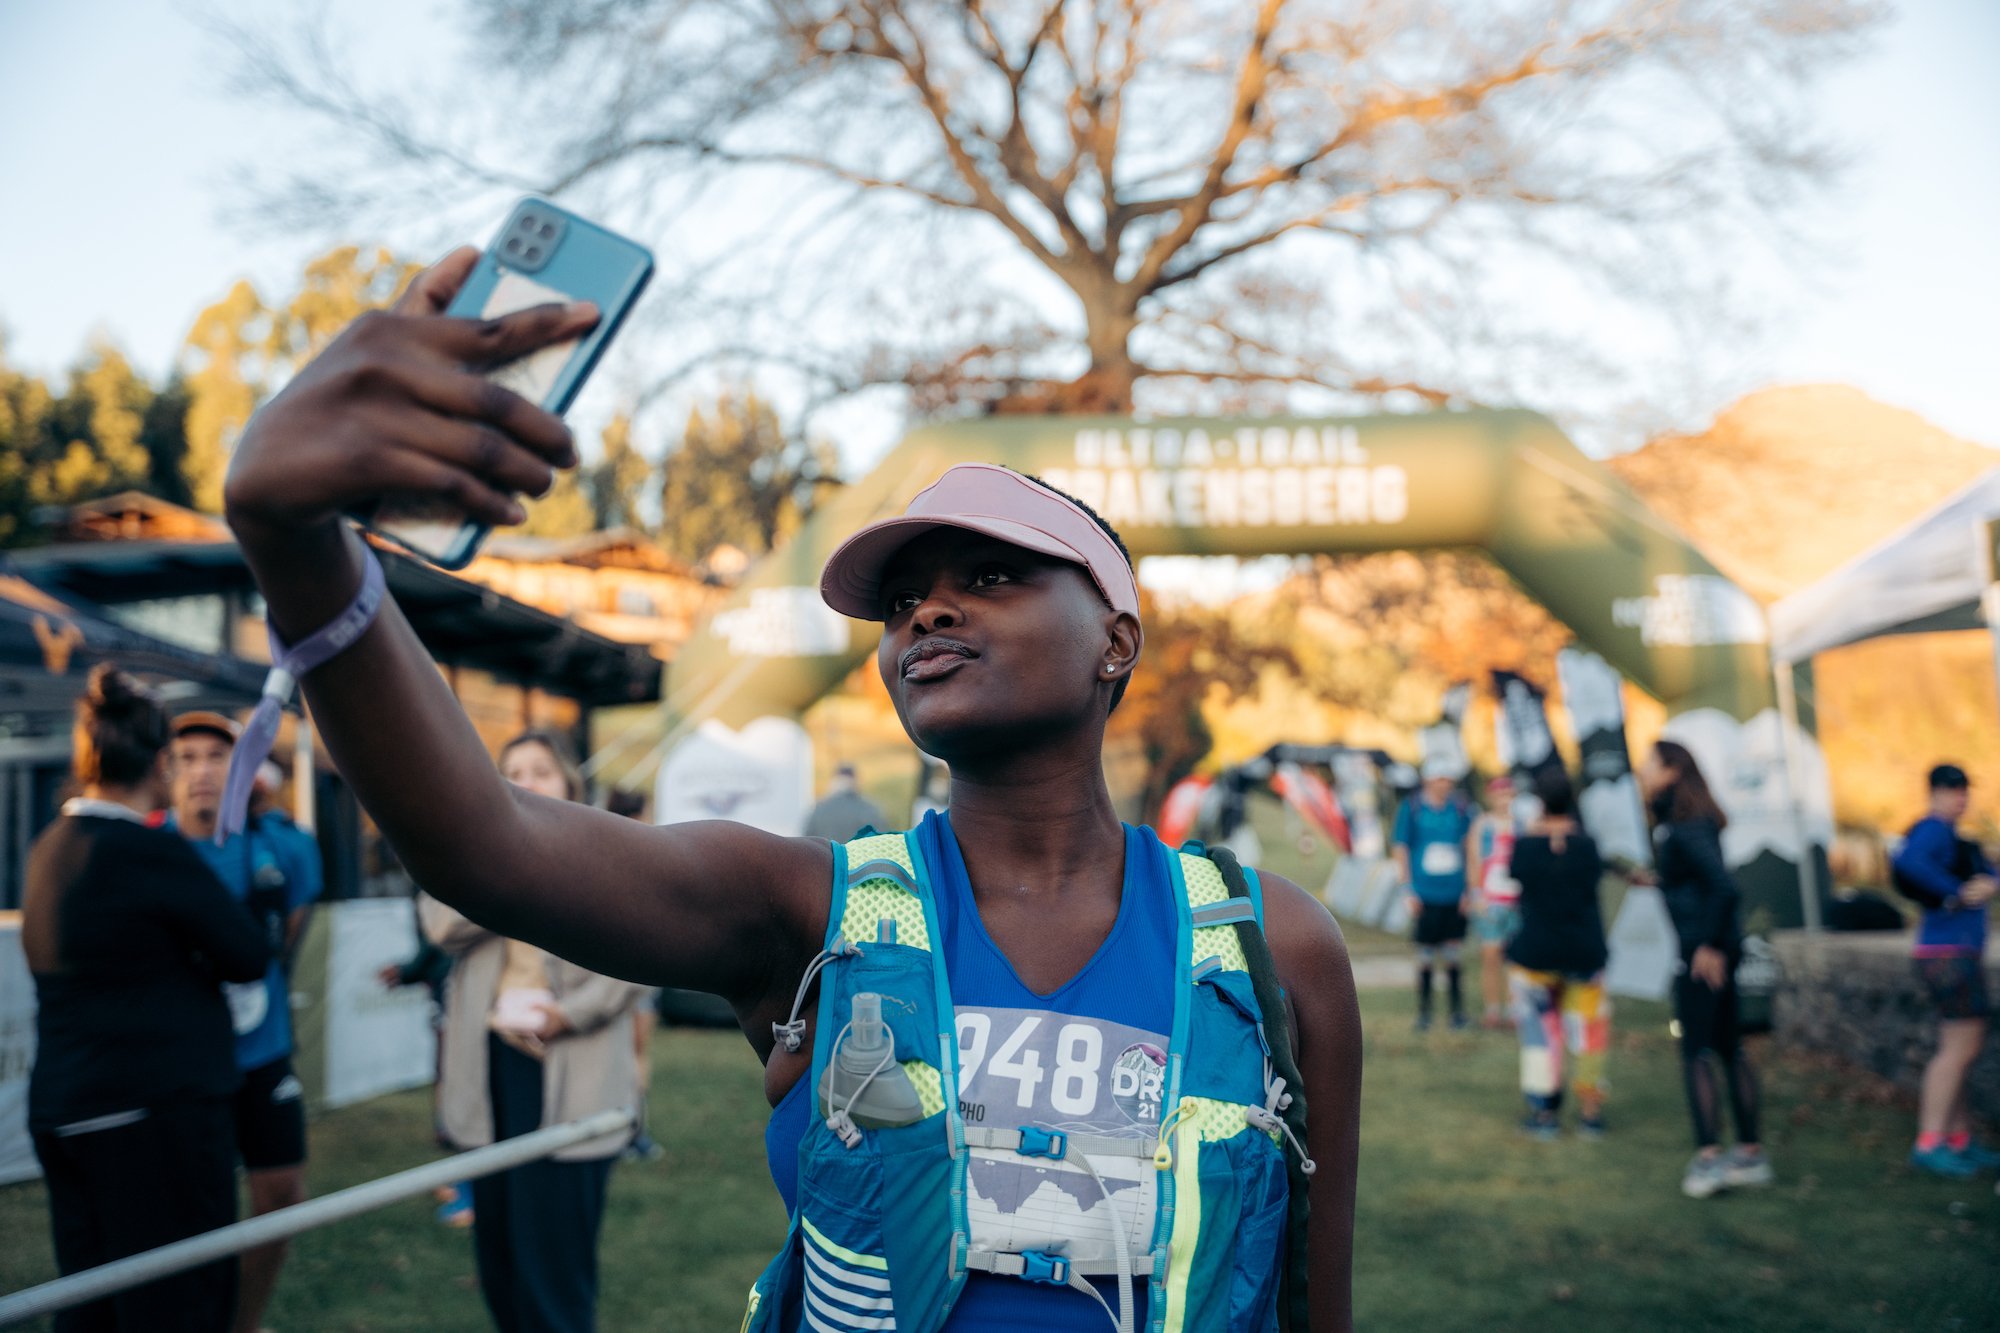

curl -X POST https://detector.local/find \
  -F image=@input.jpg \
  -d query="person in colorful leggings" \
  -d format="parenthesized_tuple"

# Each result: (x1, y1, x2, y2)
(1892, 763, 1999, 1178)
(1504, 770, 1609, 1138)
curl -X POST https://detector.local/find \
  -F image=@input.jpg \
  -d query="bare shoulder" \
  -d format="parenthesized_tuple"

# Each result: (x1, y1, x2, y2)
(1252, 869, 1353, 992)
(1252, 869, 1363, 1101)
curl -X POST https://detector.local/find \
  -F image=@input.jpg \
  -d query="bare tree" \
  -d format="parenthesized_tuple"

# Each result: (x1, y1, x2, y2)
(221, 0, 1876, 426)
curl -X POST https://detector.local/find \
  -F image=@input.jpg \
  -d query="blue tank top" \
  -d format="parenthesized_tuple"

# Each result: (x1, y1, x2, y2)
(765, 810, 1177, 1328)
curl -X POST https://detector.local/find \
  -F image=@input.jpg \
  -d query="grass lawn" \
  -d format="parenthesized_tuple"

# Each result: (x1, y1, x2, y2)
(4, 953, 1997, 1331)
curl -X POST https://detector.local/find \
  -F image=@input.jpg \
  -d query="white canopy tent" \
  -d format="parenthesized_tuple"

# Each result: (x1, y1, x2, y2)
(1765, 469, 2000, 929)
(1770, 468, 2000, 671)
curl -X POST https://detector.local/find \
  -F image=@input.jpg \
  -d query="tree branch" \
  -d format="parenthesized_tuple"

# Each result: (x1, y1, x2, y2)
(1121, 0, 1291, 299)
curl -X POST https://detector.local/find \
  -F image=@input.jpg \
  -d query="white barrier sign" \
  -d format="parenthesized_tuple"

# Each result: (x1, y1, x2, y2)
(1604, 886, 1680, 1001)
(655, 717, 814, 834)
(0, 919, 36, 1184)
(323, 901, 436, 1109)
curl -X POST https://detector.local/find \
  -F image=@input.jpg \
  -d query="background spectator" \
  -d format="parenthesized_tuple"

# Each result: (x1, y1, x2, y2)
(421, 729, 653, 1333)
(23, 665, 269, 1331)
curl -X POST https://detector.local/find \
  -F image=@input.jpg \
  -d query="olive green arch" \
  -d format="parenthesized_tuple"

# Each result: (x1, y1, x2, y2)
(666, 410, 1774, 728)
(659, 411, 1818, 927)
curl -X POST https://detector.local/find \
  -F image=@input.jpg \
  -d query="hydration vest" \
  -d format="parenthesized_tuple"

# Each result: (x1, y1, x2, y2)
(742, 831, 1314, 1333)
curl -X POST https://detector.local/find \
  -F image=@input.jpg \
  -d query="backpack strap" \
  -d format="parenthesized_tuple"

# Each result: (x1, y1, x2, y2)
(1206, 844, 1312, 1333)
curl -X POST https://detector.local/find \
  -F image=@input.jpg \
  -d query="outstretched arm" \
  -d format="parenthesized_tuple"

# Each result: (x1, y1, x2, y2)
(224, 250, 827, 1005)
(1261, 872, 1362, 1333)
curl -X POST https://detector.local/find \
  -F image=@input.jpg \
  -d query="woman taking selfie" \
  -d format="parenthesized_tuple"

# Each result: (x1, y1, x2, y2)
(24, 666, 269, 1331)
(220, 249, 1362, 1331)
(1638, 740, 1771, 1200)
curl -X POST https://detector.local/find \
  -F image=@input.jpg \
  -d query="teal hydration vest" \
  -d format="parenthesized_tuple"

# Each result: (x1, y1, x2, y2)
(741, 832, 1313, 1333)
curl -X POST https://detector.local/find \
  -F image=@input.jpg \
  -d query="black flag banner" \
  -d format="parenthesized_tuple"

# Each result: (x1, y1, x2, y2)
(1555, 648, 1653, 868)
(1492, 670, 1565, 793)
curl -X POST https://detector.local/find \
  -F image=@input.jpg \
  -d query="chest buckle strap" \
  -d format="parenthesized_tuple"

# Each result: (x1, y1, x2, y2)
(963, 1127, 1156, 1161)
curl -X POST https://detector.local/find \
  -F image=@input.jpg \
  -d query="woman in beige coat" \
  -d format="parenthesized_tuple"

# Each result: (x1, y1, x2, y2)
(419, 730, 651, 1333)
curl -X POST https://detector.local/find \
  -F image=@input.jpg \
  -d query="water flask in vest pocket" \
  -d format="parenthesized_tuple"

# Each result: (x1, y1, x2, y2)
(818, 992, 924, 1130)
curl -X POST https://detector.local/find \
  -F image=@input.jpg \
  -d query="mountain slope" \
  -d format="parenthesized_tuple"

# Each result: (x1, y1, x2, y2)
(1607, 384, 1998, 602)
(1612, 385, 1998, 837)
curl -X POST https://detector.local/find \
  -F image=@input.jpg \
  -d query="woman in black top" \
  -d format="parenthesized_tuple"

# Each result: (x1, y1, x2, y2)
(1637, 739, 1770, 1199)
(23, 665, 270, 1332)
(1505, 769, 1610, 1139)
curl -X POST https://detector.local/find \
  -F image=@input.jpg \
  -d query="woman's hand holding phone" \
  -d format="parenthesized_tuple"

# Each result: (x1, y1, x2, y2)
(224, 247, 598, 550)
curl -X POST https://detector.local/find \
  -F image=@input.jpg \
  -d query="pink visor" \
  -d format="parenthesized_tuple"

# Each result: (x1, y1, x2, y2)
(820, 463, 1140, 622)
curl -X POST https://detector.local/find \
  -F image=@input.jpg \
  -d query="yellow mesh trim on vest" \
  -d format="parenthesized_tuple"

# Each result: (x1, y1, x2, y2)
(1177, 853, 1248, 972)
(901, 1060, 948, 1119)
(1161, 1118, 1203, 1330)
(1174, 1094, 1281, 1147)
(839, 833, 932, 951)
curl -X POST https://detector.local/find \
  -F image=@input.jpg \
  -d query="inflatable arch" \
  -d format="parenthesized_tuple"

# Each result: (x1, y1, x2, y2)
(655, 411, 1831, 928)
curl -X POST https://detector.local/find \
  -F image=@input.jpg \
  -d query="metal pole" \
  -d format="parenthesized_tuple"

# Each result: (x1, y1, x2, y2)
(0, 1108, 633, 1327)
(1771, 659, 1824, 933)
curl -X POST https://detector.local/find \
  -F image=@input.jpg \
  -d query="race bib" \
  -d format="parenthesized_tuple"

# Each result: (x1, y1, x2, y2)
(224, 980, 269, 1036)
(1421, 842, 1464, 877)
(956, 1006, 1165, 1260)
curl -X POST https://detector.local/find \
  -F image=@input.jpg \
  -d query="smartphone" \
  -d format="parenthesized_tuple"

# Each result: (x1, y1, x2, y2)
(356, 198, 654, 568)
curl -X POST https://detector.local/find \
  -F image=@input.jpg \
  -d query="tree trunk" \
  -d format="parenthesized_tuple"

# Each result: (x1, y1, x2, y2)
(992, 296, 1140, 415)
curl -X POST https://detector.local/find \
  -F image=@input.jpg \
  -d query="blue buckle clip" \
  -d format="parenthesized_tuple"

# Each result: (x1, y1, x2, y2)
(1017, 1127, 1067, 1159)
(1019, 1251, 1069, 1286)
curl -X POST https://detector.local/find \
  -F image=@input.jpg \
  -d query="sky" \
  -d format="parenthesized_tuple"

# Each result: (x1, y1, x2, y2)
(2, 0, 1997, 465)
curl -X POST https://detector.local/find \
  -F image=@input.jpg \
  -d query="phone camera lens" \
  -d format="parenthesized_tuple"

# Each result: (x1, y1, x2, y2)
(537, 222, 555, 239)
(505, 238, 523, 253)
(525, 246, 543, 262)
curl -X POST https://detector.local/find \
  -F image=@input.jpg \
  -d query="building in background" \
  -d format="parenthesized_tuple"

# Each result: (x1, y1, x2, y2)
(0, 494, 660, 906)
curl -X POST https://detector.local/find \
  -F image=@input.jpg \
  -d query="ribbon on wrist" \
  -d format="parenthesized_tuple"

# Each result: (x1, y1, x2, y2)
(215, 544, 387, 846)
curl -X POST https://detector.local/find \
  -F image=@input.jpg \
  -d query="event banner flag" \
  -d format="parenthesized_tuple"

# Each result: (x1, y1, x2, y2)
(1418, 681, 1473, 778)
(1556, 648, 1653, 868)
(1330, 751, 1388, 859)
(1492, 670, 1565, 793)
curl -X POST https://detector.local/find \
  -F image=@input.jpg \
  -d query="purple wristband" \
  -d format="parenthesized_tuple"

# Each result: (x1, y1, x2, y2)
(215, 545, 387, 845)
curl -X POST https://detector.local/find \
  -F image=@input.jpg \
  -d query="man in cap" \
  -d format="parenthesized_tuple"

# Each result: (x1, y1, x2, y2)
(1393, 758, 1477, 1031)
(167, 713, 323, 1332)
(1893, 763, 1998, 1177)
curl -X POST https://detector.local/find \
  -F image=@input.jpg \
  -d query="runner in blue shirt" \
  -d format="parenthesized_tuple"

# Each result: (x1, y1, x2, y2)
(1891, 763, 1998, 1178)
(1393, 760, 1477, 1031)
(167, 713, 323, 1333)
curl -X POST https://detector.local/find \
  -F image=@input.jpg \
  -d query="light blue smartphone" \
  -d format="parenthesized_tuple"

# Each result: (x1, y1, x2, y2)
(358, 198, 654, 568)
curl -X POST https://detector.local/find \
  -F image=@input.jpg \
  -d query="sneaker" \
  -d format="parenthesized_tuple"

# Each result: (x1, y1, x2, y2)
(1414, 1014, 1434, 1033)
(436, 1182, 474, 1227)
(1909, 1144, 1980, 1179)
(1521, 1114, 1560, 1142)
(1682, 1152, 1731, 1199)
(1956, 1141, 2000, 1170)
(1578, 1116, 1607, 1141)
(1449, 1012, 1470, 1031)
(1722, 1146, 1773, 1188)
